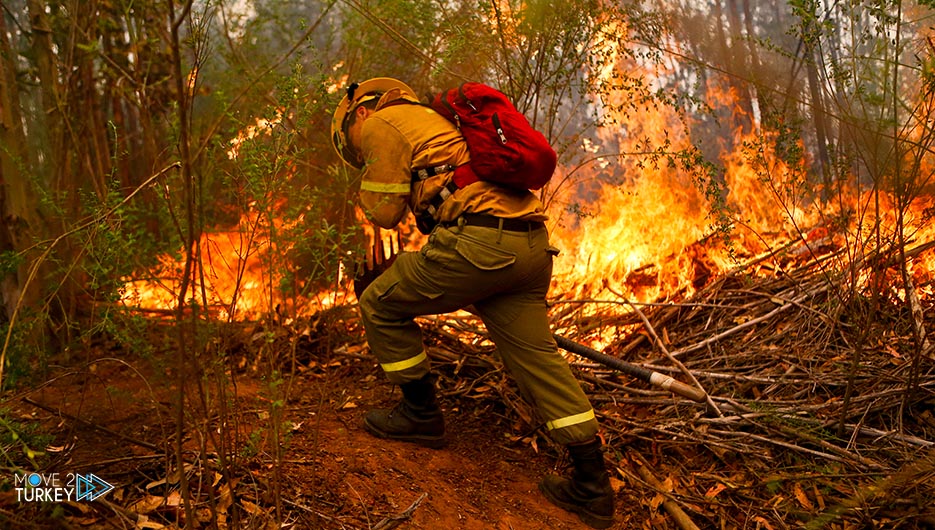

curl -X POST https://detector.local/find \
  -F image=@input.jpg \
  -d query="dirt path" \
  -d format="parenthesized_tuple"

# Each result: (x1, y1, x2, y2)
(283, 364, 609, 529)
(2, 351, 623, 529)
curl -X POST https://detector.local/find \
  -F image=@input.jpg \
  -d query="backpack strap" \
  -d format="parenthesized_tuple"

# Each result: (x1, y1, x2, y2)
(412, 164, 456, 180)
(457, 83, 478, 112)
(439, 95, 462, 130)
(412, 165, 460, 217)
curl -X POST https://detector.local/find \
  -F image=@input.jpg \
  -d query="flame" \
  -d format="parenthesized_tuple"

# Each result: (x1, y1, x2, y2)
(547, 62, 935, 352)
(550, 62, 720, 306)
(120, 205, 324, 321)
(227, 112, 281, 159)
(121, 54, 935, 325)
(550, 167, 711, 303)
(187, 67, 198, 98)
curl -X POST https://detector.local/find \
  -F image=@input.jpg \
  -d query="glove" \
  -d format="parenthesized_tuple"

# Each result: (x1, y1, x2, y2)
(415, 212, 437, 235)
(353, 230, 400, 299)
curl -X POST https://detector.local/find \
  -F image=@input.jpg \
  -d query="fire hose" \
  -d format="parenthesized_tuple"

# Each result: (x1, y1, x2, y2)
(354, 231, 707, 403)
(552, 334, 706, 402)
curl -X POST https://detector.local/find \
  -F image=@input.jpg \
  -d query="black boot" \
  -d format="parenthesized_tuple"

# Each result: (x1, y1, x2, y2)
(539, 436, 615, 529)
(363, 374, 446, 448)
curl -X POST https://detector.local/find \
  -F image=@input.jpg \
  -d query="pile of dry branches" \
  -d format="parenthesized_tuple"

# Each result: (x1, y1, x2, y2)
(418, 238, 935, 529)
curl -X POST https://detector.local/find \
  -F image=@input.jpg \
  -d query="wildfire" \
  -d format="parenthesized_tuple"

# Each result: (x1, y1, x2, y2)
(550, 79, 747, 305)
(546, 72, 935, 347)
(121, 67, 935, 327)
(227, 113, 281, 159)
(120, 205, 348, 322)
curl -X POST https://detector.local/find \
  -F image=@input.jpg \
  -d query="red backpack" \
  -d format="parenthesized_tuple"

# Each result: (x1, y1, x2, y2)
(417, 82, 557, 191)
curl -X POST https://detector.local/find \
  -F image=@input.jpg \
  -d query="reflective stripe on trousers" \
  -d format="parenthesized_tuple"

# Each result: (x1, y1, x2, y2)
(358, 224, 600, 444)
(380, 352, 428, 373)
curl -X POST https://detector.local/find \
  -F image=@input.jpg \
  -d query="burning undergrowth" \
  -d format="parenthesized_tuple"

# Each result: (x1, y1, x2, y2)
(109, 59, 935, 528)
(65, 168, 935, 528)
(214, 221, 935, 528)
(546, 237, 935, 528)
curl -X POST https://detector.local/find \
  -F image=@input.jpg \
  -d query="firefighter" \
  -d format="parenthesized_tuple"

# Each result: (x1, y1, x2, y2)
(331, 77, 615, 529)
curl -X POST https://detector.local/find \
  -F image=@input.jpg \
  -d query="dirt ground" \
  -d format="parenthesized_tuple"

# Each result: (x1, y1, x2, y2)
(284, 367, 615, 530)
(0, 334, 631, 530)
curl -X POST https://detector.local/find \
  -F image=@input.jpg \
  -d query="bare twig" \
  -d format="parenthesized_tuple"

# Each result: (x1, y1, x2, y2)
(630, 453, 701, 530)
(620, 297, 719, 415)
(21, 397, 163, 453)
(372, 493, 428, 530)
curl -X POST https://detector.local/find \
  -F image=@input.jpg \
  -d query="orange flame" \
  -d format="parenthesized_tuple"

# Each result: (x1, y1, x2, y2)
(120, 204, 350, 321)
(122, 62, 935, 323)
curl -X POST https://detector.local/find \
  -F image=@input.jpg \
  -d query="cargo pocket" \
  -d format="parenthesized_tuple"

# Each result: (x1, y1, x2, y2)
(420, 226, 457, 268)
(455, 236, 517, 271)
(376, 279, 445, 304)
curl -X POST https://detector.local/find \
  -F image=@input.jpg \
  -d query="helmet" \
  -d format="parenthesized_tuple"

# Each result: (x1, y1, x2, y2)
(331, 77, 417, 168)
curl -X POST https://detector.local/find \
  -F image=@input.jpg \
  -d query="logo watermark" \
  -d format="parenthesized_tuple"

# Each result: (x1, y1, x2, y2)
(14, 473, 114, 502)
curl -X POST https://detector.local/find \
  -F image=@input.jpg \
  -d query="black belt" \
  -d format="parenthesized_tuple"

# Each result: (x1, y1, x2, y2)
(444, 213, 545, 232)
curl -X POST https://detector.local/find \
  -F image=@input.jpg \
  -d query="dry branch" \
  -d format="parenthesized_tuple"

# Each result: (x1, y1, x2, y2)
(22, 396, 163, 453)
(408, 234, 935, 527)
(631, 453, 701, 530)
(371, 493, 428, 530)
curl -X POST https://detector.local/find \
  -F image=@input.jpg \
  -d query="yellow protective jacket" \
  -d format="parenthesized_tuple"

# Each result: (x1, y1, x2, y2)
(358, 93, 549, 229)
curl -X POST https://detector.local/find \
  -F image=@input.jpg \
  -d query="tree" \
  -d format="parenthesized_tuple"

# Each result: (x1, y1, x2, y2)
(0, 3, 45, 323)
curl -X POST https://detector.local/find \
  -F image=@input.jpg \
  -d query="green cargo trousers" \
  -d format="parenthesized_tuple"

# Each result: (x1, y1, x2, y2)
(358, 220, 599, 445)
